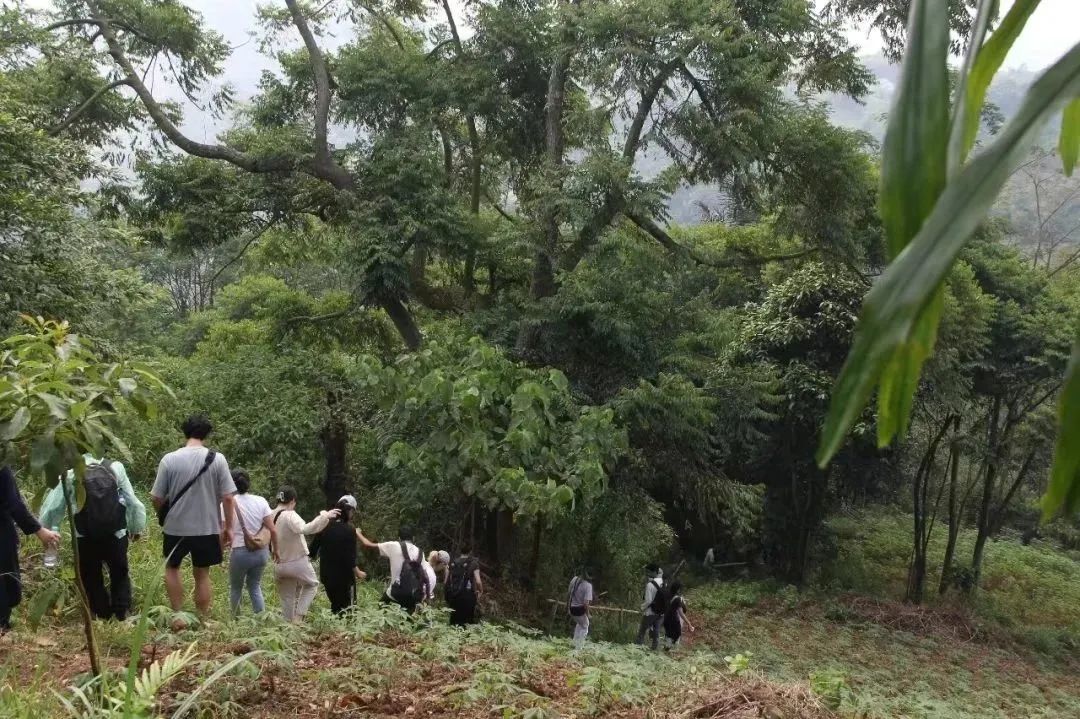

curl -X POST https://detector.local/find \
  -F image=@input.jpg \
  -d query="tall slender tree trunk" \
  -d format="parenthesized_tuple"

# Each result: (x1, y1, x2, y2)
(971, 396, 1003, 591)
(62, 479, 101, 677)
(380, 296, 422, 350)
(939, 442, 962, 595)
(516, 1, 575, 358)
(440, 0, 482, 297)
(906, 415, 954, 604)
(527, 521, 544, 590)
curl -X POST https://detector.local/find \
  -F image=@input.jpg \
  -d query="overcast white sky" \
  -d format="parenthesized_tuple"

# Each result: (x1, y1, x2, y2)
(841, 0, 1079, 70)
(26, 0, 1080, 142)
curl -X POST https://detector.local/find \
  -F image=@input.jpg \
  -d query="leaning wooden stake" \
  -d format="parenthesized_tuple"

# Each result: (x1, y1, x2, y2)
(61, 478, 101, 677)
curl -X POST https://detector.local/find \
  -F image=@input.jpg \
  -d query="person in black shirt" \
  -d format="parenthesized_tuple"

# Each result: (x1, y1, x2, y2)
(308, 494, 365, 615)
(445, 547, 483, 626)
(1, 466, 60, 632)
(663, 581, 694, 650)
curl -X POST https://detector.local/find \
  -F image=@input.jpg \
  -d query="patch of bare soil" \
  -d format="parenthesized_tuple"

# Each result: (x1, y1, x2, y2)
(836, 594, 981, 642)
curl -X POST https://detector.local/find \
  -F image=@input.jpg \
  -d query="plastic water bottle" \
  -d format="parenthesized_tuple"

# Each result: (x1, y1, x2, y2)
(43, 543, 59, 569)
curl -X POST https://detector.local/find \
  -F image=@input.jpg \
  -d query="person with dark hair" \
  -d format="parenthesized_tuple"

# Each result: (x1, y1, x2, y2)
(445, 546, 483, 626)
(567, 568, 593, 649)
(1, 466, 60, 633)
(357, 524, 429, 614)
(180, 415, 213, 440)
(39, 454, 146, 620)
(151, 415, 235, 623)
(309, 495, 366, 615)
(662, 581, 694, 650)
(634, 563, 665, 650)
(226, 469, 276, 615)
(271, 486, 338, 622)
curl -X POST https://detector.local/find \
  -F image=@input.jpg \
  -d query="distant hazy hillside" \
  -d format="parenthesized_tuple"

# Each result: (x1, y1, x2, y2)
(669, 55, 1078, 258)
(827, 55, 1043, 142)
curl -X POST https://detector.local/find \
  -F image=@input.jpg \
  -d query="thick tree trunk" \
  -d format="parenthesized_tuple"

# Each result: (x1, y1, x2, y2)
(380, 296, 422, 350)
(527, 521, 543, 590)
(320, 396, 349, 508)
(516, 3, 575, 358)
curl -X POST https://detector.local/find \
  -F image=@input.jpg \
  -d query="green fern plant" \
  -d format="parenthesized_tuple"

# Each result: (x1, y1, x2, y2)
(810, 669, 857, 711)
(55, 644, 197, 718)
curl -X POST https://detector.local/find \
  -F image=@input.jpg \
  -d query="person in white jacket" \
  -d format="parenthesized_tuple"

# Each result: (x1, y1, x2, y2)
(270, 486, 338, 622)
(635, 564, 665, 650)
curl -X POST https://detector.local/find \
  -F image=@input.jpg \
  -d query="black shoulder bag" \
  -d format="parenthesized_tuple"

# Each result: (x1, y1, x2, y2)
(156, 450, 216, 527)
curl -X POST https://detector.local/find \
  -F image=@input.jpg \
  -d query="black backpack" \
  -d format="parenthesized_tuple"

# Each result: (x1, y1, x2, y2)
(74, 460, 126, 540)
(390, 542, 428, 605)
(648, 579, 669, 615)
(445, 557, 475, 601)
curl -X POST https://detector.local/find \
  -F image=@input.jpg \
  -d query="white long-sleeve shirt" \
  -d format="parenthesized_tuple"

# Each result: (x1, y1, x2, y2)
(641, 577, 664, 615)
(273, 508, 332, 563)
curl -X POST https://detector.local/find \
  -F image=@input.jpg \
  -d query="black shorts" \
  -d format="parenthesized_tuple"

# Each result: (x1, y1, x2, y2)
(163, 534, 223, 569)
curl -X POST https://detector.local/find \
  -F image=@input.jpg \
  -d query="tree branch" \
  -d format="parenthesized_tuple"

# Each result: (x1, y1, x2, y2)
(625, 210, 817, 268)
(440, 0, 482, 215)
(678, 62, 719, 123)
(44, 18, 99, 32)
(208, 219, 277, 289)
(623, 62, 679, 161)
(284, 0, 356, 192)
(87, 2, 300, 176)
(356, 0, 408, 51)
(486, 193, 519, 223)
(47, 78, 130, 136)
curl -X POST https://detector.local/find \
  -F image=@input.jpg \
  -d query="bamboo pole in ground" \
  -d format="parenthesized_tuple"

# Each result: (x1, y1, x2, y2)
(545, 599, 639, 615)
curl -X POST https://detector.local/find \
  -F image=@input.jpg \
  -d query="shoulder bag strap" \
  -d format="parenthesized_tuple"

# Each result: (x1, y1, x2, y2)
(234, 499, 254, 537)
(169, 450, 216, 510)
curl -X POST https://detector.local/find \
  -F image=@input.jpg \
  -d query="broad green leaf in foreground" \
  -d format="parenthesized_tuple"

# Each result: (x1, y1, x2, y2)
(818, 40, 1080, 468)
(958, 0, 1041, 161)
(1061, 98, 1080, 176)
(1042, 333, 1080, 518)
(875, 0, 949, 447)
(947, 0, 1001, 175)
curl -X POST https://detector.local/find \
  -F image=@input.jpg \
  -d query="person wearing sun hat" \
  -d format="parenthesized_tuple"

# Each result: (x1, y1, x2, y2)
(308, 494, 366, 615)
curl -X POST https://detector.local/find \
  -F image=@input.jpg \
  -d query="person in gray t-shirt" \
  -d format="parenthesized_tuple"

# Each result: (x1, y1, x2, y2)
(150, 415, 236, 619)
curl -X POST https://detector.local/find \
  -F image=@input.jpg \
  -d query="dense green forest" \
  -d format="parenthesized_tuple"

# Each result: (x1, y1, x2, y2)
(1, 0, 1079, 717)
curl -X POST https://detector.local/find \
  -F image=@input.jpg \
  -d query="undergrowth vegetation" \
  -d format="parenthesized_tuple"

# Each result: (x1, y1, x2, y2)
(4, 508, 1079, 719)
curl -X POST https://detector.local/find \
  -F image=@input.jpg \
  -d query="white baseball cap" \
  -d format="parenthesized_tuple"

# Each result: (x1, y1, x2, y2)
(338, 494, 358, 509)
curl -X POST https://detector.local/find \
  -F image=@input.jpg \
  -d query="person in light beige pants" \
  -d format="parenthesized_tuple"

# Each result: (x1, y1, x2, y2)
(270, 486, 338, 622)
(276, 555, 321, 621)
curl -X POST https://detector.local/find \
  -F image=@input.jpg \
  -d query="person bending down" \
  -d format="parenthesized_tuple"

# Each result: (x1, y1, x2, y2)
(356, 525, 429, 614)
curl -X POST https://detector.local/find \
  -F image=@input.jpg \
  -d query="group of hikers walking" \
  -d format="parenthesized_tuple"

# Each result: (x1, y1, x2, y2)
(2, 413, 693, 648)
(0, 415, 484, 631)
(567, 563, 695, 651)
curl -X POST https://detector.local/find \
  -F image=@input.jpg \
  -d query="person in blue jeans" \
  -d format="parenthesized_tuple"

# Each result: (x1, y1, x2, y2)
(224, 470, 276, 614)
